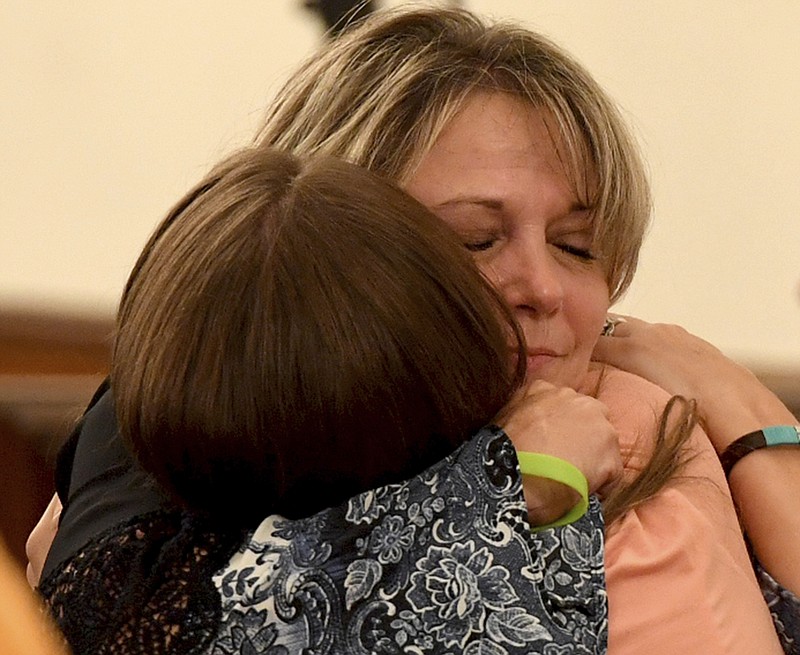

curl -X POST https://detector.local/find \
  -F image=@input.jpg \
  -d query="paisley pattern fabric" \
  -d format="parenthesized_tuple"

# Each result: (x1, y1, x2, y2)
(757, 562, 800, 654)
(207, 426, 608, 654)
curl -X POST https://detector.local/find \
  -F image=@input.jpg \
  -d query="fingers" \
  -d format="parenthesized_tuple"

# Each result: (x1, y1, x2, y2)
(592, 314, 647, 368)
(592, 316, 691, 395)
(25, 494, 61, 589)
(601, 314, 630, 338)
(495, 381, 622, 498)
(592, 315, 797, 452)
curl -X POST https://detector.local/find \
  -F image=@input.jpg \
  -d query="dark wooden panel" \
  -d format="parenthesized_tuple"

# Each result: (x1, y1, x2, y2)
(0, 309, 112, 570)
(0, 414, 54, 567)
(0, 309, 113, 375)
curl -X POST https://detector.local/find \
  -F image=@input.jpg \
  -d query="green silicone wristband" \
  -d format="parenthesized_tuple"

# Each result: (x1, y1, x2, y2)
(516, 451, 590, 530)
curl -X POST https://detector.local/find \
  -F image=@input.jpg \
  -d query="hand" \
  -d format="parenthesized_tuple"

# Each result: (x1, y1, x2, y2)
(494, 380, 622, 525)
(592, 316, 797, 452)
(594, 315, 800, 594)
(25, 493, 61, 588)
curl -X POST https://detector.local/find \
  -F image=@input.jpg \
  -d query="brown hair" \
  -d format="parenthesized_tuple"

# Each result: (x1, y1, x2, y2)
(112, 148, 524, 526)
(603, 394, 698, 526)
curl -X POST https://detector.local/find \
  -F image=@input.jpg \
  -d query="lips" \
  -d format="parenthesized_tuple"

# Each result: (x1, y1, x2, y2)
(509, 346, 561, 360)
(526, 348, 559, 358)
(509, 343, 565, 377)
(521, 348, 563, 377)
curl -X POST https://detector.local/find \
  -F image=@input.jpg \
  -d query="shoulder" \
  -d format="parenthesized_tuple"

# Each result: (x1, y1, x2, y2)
(605, 483, 782, 655)
(583, 365, 677, 469)
(585, 364, 671, 429)
(595, 373, 783, 653)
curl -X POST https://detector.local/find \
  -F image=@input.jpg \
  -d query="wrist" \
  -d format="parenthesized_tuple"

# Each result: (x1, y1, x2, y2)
(517, 451, 589, 529)
(522, 477, 580, 526)
(719, 425, 800, 478)
(701, 392, 797, 453)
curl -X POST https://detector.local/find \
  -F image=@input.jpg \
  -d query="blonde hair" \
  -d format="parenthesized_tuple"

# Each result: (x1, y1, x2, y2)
(256, 6, 650, 302)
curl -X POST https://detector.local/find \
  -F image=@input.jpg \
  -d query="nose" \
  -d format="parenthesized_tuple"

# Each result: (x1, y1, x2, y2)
(492, 239, 564, 316)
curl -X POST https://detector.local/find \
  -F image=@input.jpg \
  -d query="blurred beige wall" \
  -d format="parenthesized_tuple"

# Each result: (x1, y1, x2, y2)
(2, 1, 799, 370)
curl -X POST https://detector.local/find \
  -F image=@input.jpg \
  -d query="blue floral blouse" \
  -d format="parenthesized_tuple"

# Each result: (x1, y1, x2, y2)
(208, 426, 608, 654)
(41, 427, 607, 654)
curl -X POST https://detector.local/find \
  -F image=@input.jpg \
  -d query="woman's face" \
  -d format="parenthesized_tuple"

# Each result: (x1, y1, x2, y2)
(406, 92, 609, 390)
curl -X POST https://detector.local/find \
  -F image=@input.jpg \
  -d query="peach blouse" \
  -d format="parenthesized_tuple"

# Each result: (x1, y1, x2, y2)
(586, 366, 782, 654)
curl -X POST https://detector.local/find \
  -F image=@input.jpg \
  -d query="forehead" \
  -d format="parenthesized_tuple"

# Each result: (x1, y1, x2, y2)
(405, 91, 596, 216)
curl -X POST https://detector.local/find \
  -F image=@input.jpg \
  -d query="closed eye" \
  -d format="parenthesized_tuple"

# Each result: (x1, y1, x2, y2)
(464, 238, 497, 252)
(557, 243, 595, 261)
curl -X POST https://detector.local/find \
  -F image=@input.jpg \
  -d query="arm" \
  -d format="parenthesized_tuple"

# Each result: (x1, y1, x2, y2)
(593, 316, 800, 596)
(495, 379, 622, 525)
(214, 427, 609, 653)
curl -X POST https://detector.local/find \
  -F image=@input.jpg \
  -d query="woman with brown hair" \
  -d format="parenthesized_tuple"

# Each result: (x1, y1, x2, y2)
(35, 6, 798, 654)
(112, 146, 532, 525)
(44, 146, 612, 654)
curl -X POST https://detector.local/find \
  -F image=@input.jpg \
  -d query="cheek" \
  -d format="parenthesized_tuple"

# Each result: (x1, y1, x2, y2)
(566, 275, 610, 356)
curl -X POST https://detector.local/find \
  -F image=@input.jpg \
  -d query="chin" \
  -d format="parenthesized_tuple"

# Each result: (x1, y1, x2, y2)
(526, 357, 586, 390)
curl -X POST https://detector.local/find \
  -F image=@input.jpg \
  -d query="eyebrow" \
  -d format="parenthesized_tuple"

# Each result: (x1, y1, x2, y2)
(432, 197, 504, 210)
(432, 196, 592, 214)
